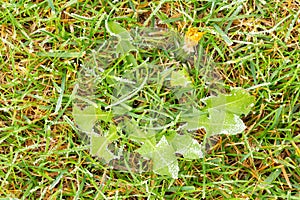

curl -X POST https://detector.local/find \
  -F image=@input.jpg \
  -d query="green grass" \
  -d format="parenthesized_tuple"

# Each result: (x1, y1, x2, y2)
(0, 0, 299, 199)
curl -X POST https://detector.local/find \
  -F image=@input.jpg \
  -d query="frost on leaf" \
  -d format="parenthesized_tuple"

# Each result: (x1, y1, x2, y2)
(73, 105, 97, 133)
(116, 40, 136, 55)
(170, 69, 192, 87)
(182, 88, 254, 137)
(73, 105, 113, 132)
(183, 108, 246, 136)
(205, 109, 246, 136)
(107, 21, 132, 40)
(202, 88, 255, 115)
(90, 133, 116, 163)
(153, 136, 179, 179)
(121, 118, 156, 143)
(137, 136, 179, 179)
(73, 22, 257, 178)
(167, 133, 203, 159)
(107, 21, 136, 54)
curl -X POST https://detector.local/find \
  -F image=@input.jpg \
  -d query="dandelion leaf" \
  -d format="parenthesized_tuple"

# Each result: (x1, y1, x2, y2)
(73, 105, 97, 133)
(137, 136, 179, 179)
(107, 21, 131, 40)
(122, 118, 156, 143)
(116, 40, 136, 54)
(73, 105, 114, 132)
(182, 88, 255, 136)
(167, 133, 203, 159)
(90, 134, 115, 163)
(170, 69, 191, 87)
(203, 88, 255, 115)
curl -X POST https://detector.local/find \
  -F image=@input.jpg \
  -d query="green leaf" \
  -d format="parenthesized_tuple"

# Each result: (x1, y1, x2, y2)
(170, 69, 191, 87)
(107, 21, 131, 40)
(73, 105, 114, 132)
(73, 105, 97, 132)
(152, 136, 179, 179)
(111, 104, 131, 115)
(106, 21, 136, 54)
(122, 118, 156, 143)
(182, 108, 246, 136)
(203, 88, 255, 116)
(181, 108, 207, 131)
(136, 138, 156, 158)
(182, 89, 254, 136)
(126, 54, 138, 68)
(167, 133, 203, 159)
(90, 133, 115, 163)
(96, 109, 114, 122)
(206, 109, 246, 136)
(137, 136, 179, 178)
(107, 124, 118, 141)
(116, 40, 136, 54)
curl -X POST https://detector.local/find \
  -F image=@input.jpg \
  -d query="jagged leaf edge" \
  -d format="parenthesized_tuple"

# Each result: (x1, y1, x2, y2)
(136, 136, 179, 179)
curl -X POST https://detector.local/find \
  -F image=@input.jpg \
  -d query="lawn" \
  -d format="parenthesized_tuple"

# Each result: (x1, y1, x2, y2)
(0, 0, 299, 199)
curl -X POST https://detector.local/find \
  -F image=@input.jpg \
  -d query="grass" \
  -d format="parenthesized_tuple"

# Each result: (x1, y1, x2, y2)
(0, 0, 299, 199)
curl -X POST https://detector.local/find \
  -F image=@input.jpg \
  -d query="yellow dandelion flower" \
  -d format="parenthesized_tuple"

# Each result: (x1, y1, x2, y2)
(183, 28, 205, 53)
